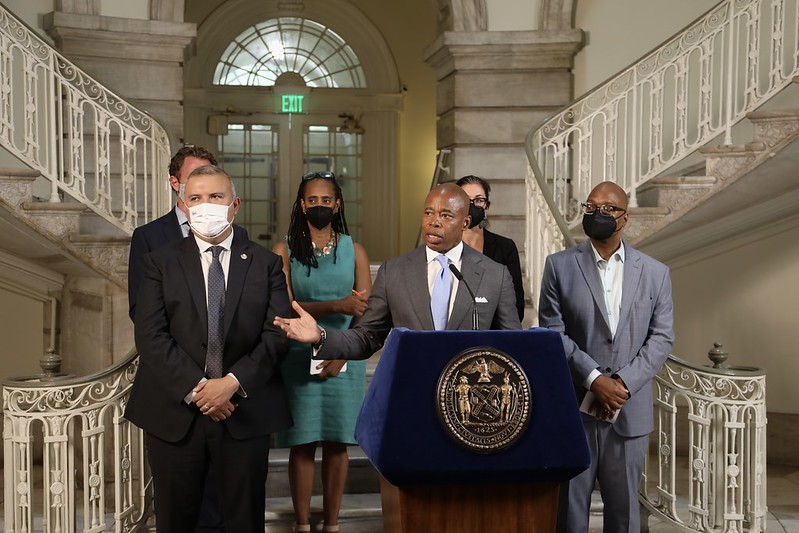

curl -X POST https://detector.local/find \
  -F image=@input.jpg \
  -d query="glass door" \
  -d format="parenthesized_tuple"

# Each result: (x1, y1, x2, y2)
(217, 113, 363, 249)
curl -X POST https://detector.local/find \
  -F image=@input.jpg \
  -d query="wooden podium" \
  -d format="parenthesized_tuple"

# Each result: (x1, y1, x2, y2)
(354, 329, 589, 533)
(380, 478, 559, 532)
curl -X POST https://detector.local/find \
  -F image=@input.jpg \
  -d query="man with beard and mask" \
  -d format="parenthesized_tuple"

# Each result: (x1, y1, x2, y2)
(125, 165, 292, 532)
(270, 171, 372, 533)
(538, 181, 674, 533)
(273, 182, 521, 362)
(457, 175, 526, 321)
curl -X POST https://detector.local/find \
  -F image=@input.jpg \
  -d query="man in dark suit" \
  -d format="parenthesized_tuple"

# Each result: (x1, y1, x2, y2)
(128, 145, 217, 320)
(538, 181, 674, 533)
(127, 145, 238, 532)
(274, 182, 521, 357)
(125, 165, 291, 532)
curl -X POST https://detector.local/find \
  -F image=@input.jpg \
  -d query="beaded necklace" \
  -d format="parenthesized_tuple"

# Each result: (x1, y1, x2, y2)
(311, 229, 336, 257)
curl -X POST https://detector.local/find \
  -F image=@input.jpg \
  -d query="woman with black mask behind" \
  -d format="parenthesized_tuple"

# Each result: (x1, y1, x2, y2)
(456, 175, 526, 321)
(272, 171, 372, 533)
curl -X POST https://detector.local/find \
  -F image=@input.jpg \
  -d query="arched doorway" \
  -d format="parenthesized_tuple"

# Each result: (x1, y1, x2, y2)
(184, 0, 401, 259)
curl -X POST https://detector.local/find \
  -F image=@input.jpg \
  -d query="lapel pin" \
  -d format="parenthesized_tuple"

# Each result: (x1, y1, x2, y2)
(240, 253, 247, 260)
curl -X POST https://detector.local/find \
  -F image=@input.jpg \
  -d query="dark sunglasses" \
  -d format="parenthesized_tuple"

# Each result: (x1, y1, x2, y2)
(302, 171, 336, 181)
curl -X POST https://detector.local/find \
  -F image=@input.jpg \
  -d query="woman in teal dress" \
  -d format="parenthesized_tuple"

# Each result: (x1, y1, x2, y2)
(272, 171, 372, 533)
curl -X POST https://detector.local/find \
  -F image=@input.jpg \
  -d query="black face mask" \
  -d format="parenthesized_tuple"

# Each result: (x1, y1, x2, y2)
(468, 203, 485, 229)
(305, 206, 335, 229)
(582, 211, 619, 241)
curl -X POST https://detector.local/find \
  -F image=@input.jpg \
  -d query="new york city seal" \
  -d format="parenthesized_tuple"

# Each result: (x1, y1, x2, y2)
(436, 346, 531, 453)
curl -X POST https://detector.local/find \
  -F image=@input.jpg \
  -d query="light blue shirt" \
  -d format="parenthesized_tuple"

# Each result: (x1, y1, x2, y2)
(175, 205, 190, 237)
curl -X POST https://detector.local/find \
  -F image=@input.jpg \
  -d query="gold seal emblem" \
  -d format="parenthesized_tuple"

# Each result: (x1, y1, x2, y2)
(436, 346, 531, 453)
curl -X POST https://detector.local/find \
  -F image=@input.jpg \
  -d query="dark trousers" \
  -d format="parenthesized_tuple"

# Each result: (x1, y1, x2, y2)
(196, 467, 224, 533)
(146, 415, 270, 533)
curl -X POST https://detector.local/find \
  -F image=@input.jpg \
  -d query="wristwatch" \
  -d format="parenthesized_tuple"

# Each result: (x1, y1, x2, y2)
(312, 326, 326, 351)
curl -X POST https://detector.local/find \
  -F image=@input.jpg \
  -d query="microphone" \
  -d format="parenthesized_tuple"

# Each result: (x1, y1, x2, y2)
(448, 263, 479, 330)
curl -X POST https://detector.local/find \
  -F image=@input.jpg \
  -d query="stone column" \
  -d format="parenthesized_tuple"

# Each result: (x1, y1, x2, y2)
(424, 30, 583, 254)
(43, 9, 196, 141)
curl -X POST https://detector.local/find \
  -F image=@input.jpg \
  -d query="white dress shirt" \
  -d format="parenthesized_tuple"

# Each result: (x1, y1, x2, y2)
(185, 229, 244, 402)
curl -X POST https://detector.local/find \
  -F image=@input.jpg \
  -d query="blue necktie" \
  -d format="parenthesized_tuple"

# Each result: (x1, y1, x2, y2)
(206, 246, 225, 378)
(431, 255, 452, 331)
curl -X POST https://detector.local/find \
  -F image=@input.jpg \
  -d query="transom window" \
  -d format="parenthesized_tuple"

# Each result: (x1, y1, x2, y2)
(213, 17, 366, 88)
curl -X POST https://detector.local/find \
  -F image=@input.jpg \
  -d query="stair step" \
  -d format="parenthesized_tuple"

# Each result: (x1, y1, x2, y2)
(264, 493, 383, 532)
(636, 175, 717, 209)
(699, 142, 766, 181)
(747, 109, 799, 148)
(68, 233, 131, 245)
(0, 168, 38, 208)
(267, 446, 381, 499)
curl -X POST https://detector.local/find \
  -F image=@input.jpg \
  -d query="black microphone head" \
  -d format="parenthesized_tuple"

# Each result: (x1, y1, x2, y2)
(448, 263, 464, 280)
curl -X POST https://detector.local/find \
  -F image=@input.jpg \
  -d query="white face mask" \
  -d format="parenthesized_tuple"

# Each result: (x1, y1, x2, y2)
(188, 201, 232, 239)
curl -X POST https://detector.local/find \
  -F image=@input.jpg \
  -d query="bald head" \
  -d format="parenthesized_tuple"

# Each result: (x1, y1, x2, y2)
(421, 183, 472, 252)
(427, 183, 471, 216)
(589, 181, 628, 210)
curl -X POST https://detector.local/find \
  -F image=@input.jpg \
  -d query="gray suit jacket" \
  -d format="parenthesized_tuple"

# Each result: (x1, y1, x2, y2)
(318, 244, 521, 360)
(538, 240, 674, 437)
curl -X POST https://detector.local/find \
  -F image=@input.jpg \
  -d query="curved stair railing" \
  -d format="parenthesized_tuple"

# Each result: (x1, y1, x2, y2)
(641, 348, 767, 532)
(524, 0, 799, 313)
(522, 1, 779, 530)
(0, 4, 171, 233)
(2, 351, 152, 532)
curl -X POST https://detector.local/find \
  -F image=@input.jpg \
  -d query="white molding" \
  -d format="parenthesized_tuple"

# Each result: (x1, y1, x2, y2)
(186, 0, 400, 93)
(0, 249, 64, 301)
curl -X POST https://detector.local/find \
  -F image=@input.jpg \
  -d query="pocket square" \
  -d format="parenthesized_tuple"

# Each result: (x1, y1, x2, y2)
(475, 296, 488, 303)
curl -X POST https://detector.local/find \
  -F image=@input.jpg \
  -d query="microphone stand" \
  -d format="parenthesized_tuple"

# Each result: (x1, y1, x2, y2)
(448, 264, 479, 330)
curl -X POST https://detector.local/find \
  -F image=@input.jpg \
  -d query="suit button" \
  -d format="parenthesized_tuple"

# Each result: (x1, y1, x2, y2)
(606, 338, 612, 344)
(605, 367, 612, 373)
(201, 343, 207, 349)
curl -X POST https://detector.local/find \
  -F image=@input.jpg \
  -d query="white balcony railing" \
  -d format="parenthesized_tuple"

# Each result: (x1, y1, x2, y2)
(524, 0, 799, 311)
(641, 350, 767, 532)
(0, 4, 171, 234)
(3, 353, 152, 532)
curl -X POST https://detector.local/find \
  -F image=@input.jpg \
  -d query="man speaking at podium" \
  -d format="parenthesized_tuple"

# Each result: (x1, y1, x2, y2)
(274, 183, 521, 357)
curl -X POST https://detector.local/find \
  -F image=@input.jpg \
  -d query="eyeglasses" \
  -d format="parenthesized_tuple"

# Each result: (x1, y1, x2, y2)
(470, 197, 489, 208)
(302, 171, 336, 181)
(581, 203, 626, 217)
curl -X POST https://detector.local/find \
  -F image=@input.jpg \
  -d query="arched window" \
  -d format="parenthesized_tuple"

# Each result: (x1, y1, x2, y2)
(213, 17, 366, 88)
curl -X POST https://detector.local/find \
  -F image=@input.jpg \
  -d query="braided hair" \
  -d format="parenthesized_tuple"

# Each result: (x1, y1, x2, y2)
(286, 174, 350, 276)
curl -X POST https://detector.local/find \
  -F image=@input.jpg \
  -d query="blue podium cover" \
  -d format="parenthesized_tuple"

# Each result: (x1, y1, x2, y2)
(355, 328, 589, 486)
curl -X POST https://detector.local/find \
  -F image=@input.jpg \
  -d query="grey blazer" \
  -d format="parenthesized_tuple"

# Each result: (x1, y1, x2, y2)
(538, 240, 674, 437)
(318, 244, 521, 360)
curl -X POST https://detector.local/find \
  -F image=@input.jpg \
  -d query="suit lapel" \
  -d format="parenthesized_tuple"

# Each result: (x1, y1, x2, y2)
(448, 247, 483, 329)
(575, 240, 612, 332)
(163, 208, 184, 242)
(617, 243, 642, 335)
(177, 237, 208, 339)
(404, 247, 435, 330)
(224, 236, 251, 335)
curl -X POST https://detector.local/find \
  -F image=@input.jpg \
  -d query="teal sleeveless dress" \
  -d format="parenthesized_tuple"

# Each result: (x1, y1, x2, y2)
(274, 234, 366, 447)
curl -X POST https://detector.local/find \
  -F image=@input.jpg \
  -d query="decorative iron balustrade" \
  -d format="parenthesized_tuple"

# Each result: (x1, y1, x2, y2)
(2, 352, 151, 532)
(0, 4, 171, 234)
(640, 349, 767, 532)
(524, 0, 799, 310)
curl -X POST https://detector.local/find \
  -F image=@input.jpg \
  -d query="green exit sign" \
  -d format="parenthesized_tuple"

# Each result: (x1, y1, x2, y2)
(281, 94, 304, 113)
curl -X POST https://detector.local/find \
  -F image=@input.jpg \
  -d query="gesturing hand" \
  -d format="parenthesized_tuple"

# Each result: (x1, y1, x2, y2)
(274, 301, 322, 344)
